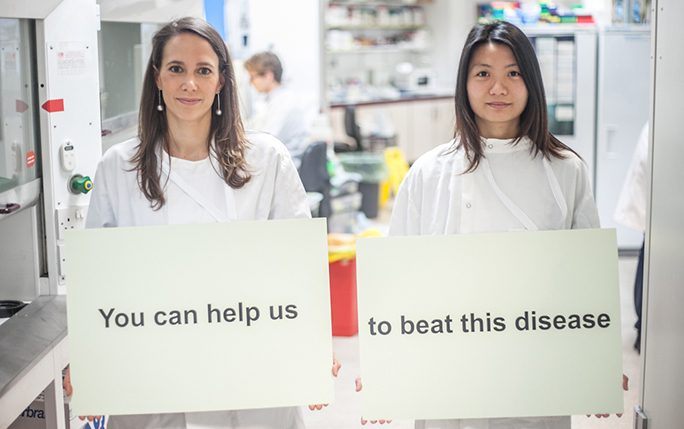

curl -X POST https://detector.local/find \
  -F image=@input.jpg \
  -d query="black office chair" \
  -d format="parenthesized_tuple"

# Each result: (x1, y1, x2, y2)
(344, 105, 364, 152)
(297, 141, 331, 217)
(343, 105, 397, 152)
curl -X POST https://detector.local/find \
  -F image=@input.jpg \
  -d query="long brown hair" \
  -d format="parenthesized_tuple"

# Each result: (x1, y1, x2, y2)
(452, 21, 579, 173)
(132, 17, 251, 209)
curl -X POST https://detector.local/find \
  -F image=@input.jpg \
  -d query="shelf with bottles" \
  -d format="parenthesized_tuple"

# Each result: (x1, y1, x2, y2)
(326, 28, 431, 53)
(477, 2, 595, 26)
(326, 1, 427, 29)
(326, 46, 430, 54)
(327, 25, 425, 30)
(329, 1, 434, 6)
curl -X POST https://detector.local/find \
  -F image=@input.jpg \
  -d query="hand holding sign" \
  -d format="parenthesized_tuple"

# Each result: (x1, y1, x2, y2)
(587, 374, 629, 419)
(356, 377, 391, 425)
(309, 353, 342, 411)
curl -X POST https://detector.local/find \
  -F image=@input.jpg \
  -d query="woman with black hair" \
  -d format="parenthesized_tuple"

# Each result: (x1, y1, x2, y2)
(391, 21, 597, 238)
(388, 21, 624, 429)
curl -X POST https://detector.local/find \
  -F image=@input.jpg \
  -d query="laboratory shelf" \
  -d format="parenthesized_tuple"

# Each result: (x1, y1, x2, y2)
(329, 1, 433, 6)
(326, 46, 429, 54)
(327, 25, 425, 30)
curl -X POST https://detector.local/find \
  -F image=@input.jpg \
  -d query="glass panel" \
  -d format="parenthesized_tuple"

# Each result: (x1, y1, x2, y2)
(0, 19, 40, 193)
(99, 22, 157, 151)
(99, 21, 142, 122)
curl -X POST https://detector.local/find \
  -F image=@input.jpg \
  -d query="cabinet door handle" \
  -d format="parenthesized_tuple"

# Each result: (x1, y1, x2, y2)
(0, 203, 21, 214)
(605, 124, 618, 159)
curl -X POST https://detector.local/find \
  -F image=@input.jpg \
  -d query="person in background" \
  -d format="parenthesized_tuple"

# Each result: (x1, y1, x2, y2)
(63, 17, 339, 429)
(614, 122, 649, 354)
(244, 52, 308, 167)
(381, 20, 627, 429)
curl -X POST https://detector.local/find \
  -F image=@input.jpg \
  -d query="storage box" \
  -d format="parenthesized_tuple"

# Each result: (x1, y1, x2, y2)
(329, 258, 358, 336)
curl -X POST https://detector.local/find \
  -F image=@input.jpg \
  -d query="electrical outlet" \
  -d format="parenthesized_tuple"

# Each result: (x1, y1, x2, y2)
(56, 205, 89, 241)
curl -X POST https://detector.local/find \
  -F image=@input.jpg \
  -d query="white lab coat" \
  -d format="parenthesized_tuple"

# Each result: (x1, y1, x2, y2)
(614, 122, 649, 232)
(87, 131, 310, 228)
(248, 86, 308, 160)
(390, 136, 600, 429)
(86, 131, 309, 429)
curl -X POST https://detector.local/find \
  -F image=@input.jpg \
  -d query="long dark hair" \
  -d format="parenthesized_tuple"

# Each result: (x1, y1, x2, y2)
(453, 21, 578, 173)
(132, 17, 251, 210)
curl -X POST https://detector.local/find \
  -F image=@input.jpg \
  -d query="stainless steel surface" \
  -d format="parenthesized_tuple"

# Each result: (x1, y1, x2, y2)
(641, 1, 684, 427)
(0, 178, 41, 222)
(0, 295, 67, 398)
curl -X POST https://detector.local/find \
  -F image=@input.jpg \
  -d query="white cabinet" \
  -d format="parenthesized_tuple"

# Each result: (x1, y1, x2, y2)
(594, 29, 650, 250)
(409, 98, 454, 161)
(330, 96, 454, 163)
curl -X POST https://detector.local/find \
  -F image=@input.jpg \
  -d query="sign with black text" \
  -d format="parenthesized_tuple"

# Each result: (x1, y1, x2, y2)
(357, 229, 623, 421)
(66, 218, 334, 416)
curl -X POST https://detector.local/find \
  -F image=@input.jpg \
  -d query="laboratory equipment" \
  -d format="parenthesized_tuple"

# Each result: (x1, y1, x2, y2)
(524, 26, 598, 180)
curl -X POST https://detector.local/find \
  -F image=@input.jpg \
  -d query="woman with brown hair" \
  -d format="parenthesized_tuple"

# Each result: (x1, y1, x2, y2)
(67, 17, 339, 429)
(87, 18, 308, 226)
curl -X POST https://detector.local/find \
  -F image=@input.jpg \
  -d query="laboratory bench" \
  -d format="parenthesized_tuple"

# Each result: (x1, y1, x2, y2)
(330, 92, 456, 163)
(0, 295, 69, 429)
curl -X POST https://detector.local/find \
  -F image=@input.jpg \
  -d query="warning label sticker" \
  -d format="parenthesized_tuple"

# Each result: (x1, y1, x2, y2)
(27, 151, 35, 168)
(57, 50, 86, 76)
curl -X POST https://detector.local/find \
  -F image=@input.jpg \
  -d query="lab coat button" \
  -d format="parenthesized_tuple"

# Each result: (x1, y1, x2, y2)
(466, 203, 471, 208)
(488, 144, 493, 149)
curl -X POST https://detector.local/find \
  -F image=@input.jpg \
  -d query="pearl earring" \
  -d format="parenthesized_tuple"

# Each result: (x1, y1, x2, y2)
(215, 93, 222, 116)
(157, 89, 163, 111)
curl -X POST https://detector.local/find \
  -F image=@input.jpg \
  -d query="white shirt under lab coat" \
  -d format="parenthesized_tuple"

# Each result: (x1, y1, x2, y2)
(390, 136, 600, 429)
(614, 122, 649, 233)
(86, 131, 309, 429)
(248, 86, 308, 160)
(87, 131, 310, 228)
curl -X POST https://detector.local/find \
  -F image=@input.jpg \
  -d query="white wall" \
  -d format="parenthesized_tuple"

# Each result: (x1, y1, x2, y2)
(247, 0, 321, 116)
(427, 0, 479, 90)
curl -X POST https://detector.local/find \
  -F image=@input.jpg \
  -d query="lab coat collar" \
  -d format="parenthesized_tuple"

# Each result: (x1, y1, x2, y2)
(481, 136, 533, 154)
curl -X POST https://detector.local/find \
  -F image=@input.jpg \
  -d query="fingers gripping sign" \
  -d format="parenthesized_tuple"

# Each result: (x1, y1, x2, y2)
(586, 374, 629, 419)
(63, 366, 102, 422)
(309, 353, 342, 411)
(356, 376, 392, 425)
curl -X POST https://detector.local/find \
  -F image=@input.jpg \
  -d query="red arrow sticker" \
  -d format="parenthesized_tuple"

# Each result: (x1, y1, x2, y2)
(16, 100, 29, 113)
(26, 151, 36, 168)
(42, 99, 64, 113)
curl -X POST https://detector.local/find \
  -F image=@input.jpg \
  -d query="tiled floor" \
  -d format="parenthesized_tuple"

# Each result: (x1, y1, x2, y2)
(304, 200, 642, 429)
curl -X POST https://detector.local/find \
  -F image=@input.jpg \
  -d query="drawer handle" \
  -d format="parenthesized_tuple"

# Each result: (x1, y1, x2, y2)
(0, 203, 21, 214)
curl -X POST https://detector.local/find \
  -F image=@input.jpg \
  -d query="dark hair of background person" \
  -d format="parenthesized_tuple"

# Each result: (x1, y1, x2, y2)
(451, 20, 579, 173)
(132, 17, 251, 210)
(244, 52, 283, 83)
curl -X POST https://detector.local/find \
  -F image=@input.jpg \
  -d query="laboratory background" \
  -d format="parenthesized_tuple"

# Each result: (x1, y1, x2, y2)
(1, 0, 683, 428)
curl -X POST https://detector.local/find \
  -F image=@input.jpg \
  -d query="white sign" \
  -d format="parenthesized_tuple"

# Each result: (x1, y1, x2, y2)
(357, 229, 623, 421)
(66, 218, 334, 416)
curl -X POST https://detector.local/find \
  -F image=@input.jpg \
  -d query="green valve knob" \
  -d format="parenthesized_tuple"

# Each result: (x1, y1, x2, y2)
(72, 176, 93, 194)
